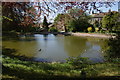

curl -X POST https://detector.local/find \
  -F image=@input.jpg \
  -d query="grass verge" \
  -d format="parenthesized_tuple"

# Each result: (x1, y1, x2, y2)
(2, 55, 120, 80)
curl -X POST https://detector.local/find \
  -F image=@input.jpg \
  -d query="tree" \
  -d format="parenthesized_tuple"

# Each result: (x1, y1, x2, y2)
(43, 16, 49, 31)
(67, 9, 85, 19)
(101, 11, 120, 32)
(67, 9, 91, 32)
(2, 2, 38, 32)
(68, 17, 91, 32)
(54, 14, 71, 32)
(2, 2, 21, 31)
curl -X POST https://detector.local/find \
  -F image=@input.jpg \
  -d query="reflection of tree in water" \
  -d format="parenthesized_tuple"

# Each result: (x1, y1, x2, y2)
(86, 37, 107, 44)
(97, 39, 108, 54)
(63, 36, 88, 57)
(43, 34, 48, 41)
(86, 37, 108, 53)
(2, 39, 40, 58)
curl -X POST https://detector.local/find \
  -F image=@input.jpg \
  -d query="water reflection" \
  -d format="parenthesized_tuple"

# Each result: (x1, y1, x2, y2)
(2, 40, 39, 57)
(43, 34, 48, 41)
(63, 36, 89, 57)
(2, 34, 108, 62)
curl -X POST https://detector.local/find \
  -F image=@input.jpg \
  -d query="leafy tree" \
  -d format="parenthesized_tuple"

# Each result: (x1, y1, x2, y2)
(67, 9, 85, 19)
(2, 2, 38, 32)
(54, 14, 71, 32)
(69, 18, 91, 32)
(2, 3, 21, 31)
(101, 11, 120, 32)
(67, 9, 91, 32)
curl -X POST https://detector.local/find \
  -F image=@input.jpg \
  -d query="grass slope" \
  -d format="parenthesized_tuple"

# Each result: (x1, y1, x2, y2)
(2, 55, 120, 80)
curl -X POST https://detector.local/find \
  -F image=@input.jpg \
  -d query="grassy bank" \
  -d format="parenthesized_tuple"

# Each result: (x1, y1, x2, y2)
(2, 55, 120, 80)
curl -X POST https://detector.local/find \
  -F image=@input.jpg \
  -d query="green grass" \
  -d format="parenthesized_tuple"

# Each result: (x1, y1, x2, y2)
(2, 56, 79, 80)
(2, 55, 120, 80)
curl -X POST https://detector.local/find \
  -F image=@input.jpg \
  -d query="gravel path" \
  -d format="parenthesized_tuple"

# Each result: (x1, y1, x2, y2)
(71, 33, 115, 38)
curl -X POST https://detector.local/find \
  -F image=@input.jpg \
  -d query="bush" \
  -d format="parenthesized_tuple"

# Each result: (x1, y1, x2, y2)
(49, 27, 58, 32)
(66, 57, 91, 69)
(87, 27, 93, 32)
(95, 28, 99, 32)
(105, 33, 120, 62)
(2, 31, 18, 37)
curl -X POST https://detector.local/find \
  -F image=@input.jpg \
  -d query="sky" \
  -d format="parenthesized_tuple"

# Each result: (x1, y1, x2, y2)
(100, 2, 118, 12)
(36, 2, 119, 23)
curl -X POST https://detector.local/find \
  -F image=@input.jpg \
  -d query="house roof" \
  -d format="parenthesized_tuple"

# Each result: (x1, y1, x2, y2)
(92, 11, 119, 18)
(92, 13, 107, 18)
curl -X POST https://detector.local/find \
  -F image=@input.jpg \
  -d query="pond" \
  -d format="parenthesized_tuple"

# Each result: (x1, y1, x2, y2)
(2, 34, 108, 63)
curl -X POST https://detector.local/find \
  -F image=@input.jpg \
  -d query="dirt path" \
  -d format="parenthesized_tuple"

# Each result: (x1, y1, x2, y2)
(71, 33, 116, 38)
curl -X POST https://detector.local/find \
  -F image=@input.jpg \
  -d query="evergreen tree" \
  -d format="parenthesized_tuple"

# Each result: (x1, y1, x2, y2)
(43, 16, 49, 31)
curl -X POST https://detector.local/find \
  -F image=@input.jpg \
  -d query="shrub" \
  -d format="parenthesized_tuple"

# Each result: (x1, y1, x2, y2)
(49, 27, 58, 32)
(95, 28, 99, 32)
(105, 33, 120, 59)
(87, 27, 93, 32)
(66, 57, 91, 69)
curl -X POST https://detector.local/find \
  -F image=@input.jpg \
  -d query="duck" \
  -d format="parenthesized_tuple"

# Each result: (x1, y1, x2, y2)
(39, 49, 41, 51)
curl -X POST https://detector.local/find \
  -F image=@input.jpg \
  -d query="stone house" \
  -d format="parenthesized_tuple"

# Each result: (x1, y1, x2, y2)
(90, 13, 107, 25)
(90, 10, 120, 27)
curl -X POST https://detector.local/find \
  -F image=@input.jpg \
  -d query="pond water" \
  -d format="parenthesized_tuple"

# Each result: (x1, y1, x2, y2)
(2, 34, 108, 62)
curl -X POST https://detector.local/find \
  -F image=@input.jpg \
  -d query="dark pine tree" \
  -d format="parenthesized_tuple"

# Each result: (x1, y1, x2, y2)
(43, 16, 49, 32)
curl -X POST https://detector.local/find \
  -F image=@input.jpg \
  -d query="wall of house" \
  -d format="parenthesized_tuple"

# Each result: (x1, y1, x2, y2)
(90, 17, 102, 24)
